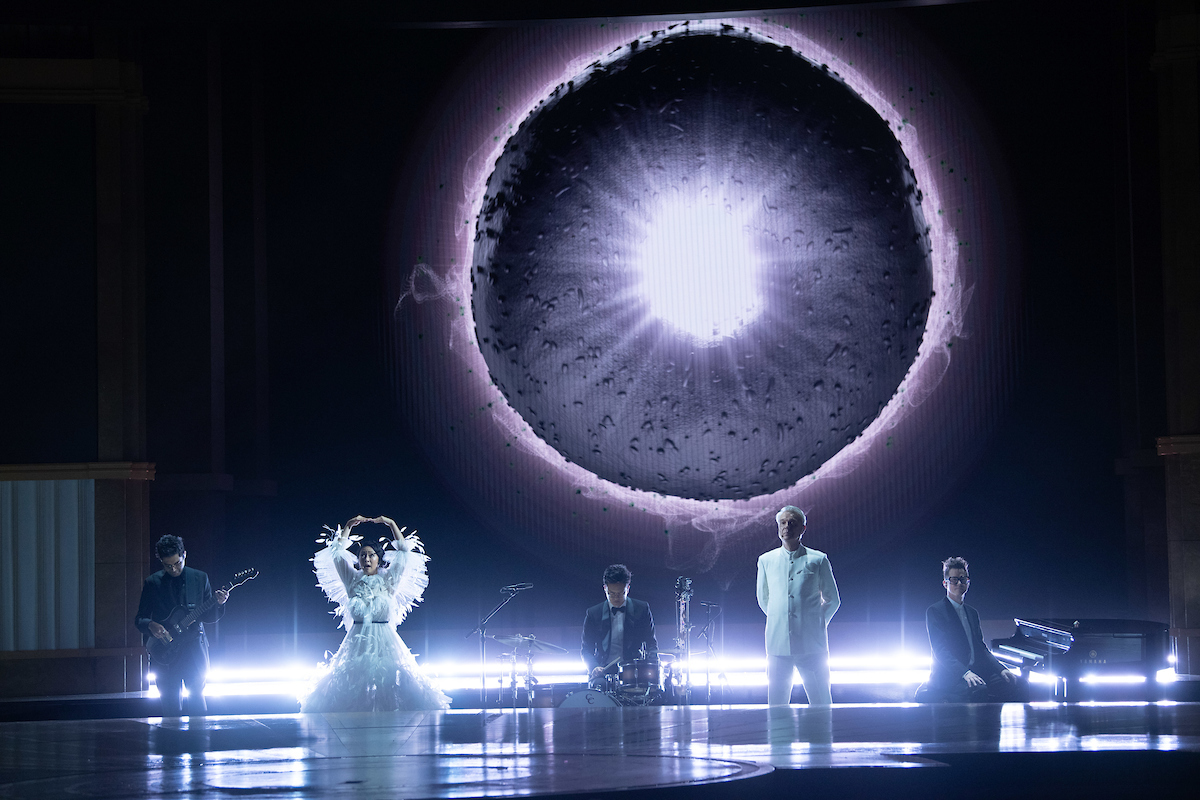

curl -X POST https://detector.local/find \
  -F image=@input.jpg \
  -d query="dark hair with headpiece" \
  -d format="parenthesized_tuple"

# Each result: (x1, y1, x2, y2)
(155, 534, 185, 560)
(603, 563, 632, 585)
(354, 538, 389, 569)
(942, 556, 969, 581)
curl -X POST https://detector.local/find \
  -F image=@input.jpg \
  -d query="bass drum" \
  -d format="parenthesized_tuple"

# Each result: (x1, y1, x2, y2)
(558, 689, 618, 708)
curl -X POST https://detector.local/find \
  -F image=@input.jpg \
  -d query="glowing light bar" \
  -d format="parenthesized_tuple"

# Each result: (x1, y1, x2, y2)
(201, 682, 313, 697)
(828, 655, 933, 670)
(998, 644, 1042, 661)
(157, 652, 1194, 700)
(1027, 671, 1060, 685)
(207, 666, 318, 683)
(146, 685, 309, 699)
(152, 668, 320, 684)
(422, 654, 934, 689)
(425, 659, 586, 676)
(828, 670, 928, 685)
(420, 655, 929, 675)
(1079, 675, 1147, 684)
(148, 666, 322, 700)
(145, 652, 939, 698)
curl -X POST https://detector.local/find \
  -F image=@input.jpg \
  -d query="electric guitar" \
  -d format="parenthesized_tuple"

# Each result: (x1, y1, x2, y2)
(145, 568, 258, 666)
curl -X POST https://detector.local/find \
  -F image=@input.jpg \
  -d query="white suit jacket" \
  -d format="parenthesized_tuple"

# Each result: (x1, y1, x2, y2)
(756, 544, 840, 656)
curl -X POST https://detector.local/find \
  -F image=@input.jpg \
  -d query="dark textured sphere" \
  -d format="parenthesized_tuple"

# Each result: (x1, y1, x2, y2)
(472, 30, 933, 501)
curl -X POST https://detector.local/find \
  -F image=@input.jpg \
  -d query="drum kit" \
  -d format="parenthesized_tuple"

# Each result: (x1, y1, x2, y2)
(489, 633, 568, 711)
(585, 653, 677, 707)
(490, 633, 679, 709)
(482, 574, 717, 709)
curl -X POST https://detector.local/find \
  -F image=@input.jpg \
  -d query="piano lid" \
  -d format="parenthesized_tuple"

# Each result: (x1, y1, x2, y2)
(1016, 618, 1168, 636)
(1014, 618, 1074, 650)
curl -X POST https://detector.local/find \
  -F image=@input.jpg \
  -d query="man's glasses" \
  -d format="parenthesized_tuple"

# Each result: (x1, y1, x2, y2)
(946, 576, 970, 586)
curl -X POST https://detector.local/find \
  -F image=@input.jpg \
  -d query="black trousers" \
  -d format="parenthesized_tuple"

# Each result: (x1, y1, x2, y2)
(921, 671, 1028, 703)
(155, 637, 210, 716)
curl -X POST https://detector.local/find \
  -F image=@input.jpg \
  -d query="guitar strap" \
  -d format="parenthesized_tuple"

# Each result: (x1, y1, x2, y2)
(183, 569, 216, 636)
(183, 569, 197, 609)
(165, 572, 186, 609)
(186, 571, 203, 641)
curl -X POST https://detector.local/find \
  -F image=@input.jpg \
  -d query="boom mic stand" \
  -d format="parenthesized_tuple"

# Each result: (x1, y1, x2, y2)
(697, 601, 722, 705)
(466, 583, 531, 707)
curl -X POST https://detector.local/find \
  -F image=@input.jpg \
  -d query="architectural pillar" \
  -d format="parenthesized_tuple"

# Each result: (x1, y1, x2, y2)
(1155, 0, 1200, 674)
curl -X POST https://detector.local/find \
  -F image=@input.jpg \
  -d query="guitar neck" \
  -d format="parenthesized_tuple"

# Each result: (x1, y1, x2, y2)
(178, 597, 216, 629)
(167, 569, 255, 631)
(177, 582, 230, 629)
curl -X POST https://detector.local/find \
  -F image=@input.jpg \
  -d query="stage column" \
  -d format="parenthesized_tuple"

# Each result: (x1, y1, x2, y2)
(94, 28, 153, 695)
(1154, 0, 1200, 676)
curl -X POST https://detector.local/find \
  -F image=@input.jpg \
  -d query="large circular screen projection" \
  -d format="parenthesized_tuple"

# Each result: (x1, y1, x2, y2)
(472, 31, 933, 501)
(388, 15, 1015, 575)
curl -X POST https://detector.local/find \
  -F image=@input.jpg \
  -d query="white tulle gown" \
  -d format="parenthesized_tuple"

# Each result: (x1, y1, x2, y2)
(301, 531, 450, 712)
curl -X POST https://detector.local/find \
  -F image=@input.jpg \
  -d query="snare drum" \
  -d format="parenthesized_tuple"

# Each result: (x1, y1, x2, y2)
(617, 659, 663, 692)
(589, 673, 620, 694)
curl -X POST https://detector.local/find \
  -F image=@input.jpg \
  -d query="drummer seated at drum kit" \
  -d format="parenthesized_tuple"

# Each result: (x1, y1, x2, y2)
(582, 564, 659, 692)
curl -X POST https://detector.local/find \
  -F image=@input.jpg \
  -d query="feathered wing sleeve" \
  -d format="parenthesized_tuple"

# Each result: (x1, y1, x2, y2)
(313, 527, 359, 631)
(379, 532, 430, 626)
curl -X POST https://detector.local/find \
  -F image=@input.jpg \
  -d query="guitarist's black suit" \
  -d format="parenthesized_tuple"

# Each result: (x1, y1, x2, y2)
(135, 566, 224, 715)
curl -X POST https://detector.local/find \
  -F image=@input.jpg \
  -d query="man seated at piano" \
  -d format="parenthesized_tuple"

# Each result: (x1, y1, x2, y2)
(920, 556, 1025, 703)
(582, 564, 658, 685)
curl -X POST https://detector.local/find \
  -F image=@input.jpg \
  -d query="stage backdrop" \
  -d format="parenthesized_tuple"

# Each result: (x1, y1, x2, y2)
(383, 14, 1021, 585)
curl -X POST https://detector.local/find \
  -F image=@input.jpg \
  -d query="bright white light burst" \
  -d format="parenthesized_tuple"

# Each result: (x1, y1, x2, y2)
(637, 201, 761, 344)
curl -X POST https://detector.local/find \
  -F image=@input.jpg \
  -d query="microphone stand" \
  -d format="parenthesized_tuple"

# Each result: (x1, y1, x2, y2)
(697, 602, 721, 705)
(673, 577, 693, 704)
(466, 586, 522, 708)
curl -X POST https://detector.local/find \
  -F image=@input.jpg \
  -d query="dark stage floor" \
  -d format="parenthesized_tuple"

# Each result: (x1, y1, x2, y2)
(1, 703, 1198, 799)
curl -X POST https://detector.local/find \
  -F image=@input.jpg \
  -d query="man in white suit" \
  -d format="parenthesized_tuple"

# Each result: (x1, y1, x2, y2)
(756, 505, 840, 705)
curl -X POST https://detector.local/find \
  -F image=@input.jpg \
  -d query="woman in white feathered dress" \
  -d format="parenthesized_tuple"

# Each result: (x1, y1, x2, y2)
(301, 515, 450, 712)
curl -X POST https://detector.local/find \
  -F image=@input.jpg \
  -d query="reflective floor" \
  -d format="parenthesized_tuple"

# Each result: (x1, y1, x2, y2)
(1, 703, 1198, 799)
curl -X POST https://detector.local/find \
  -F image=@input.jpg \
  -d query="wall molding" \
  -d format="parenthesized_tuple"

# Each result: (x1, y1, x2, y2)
(0, 462, 155, 482)
(0, 58, 147, 107)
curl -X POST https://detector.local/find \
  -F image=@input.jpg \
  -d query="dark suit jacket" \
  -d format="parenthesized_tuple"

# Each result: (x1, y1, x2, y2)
(926, 596, 1004, 686)
(581, 598, 658, 672)
(134, 566, 224, 647)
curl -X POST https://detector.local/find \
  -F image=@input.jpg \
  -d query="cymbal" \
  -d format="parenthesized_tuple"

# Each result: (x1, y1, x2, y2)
(488, 634, 568, 653)
(488, 634, 526, 647)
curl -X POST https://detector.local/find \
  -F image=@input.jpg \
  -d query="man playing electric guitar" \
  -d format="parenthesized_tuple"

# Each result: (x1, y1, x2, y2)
(134, 535, 228, 716)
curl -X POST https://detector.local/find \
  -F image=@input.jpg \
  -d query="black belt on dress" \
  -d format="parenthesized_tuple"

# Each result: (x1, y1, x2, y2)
(352, 620, 391, 624)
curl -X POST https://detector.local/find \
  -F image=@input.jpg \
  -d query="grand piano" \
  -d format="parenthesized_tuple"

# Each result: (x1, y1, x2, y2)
(991, 618, 1170, 699)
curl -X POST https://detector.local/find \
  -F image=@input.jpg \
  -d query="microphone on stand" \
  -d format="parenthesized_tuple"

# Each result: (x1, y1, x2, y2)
(501, 583, 534, 593)
(698, 601, 720, 608)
